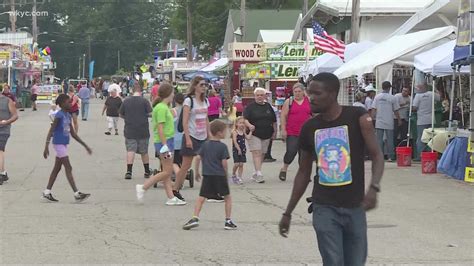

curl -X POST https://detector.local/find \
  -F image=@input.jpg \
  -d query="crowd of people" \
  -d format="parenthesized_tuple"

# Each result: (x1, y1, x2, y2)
(0, 72, 390, 264)
(353, 80, 440, 161)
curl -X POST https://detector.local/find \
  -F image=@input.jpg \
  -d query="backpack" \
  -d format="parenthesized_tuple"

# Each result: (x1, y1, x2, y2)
(177, 96, 209, 133)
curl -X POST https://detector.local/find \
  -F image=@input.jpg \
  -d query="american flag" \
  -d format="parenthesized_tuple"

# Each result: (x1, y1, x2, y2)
(312, 21, 345, 60)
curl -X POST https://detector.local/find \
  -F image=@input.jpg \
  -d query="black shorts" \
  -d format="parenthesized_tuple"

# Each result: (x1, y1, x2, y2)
(199, 175, 230, 198)
(30, 94, 37, 102)
(173, 149, 182, 166)
(208, 114, 219, 122)
(232, 151, 247, 163)
(0, 134, 10, 151)
(180, 136, 205, 157)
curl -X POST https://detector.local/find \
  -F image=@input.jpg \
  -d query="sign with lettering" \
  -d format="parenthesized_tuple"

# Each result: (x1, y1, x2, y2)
(229, 42, 265, 61)
(37, 85, 61, 104)
(0, 51, 10, 60)
(270, 62, 305, 80)
(267, 43, 322, 61)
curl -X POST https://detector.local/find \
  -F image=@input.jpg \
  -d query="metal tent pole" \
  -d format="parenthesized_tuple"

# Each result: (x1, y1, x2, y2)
(407, 68, 416, 147)
(458, 67, 465, 128)
(448, 68, 456, 131)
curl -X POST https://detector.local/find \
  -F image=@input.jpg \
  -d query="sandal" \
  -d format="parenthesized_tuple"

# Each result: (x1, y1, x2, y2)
(279, 170, 287, 181)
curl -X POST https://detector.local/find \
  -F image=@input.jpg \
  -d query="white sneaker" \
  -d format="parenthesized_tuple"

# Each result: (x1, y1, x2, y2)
(166, 197, 187, 206)
(254, 175, 265, 184)
(136, 184, 145, 202)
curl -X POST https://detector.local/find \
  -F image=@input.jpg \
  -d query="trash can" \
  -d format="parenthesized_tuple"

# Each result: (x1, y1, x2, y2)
(21, 91, 31, 108)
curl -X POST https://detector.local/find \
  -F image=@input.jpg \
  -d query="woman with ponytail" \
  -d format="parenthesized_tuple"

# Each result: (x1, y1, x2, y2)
(135, 83, 186, 206)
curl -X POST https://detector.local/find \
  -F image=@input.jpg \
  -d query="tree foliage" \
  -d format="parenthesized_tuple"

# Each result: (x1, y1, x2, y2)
(0, 0, 314, 78)
(170, 0, 314, 59)
(1, 0, 174, 78)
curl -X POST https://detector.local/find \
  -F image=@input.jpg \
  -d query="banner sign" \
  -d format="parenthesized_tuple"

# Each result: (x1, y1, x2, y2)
(267, 42, 322, 61)
(454, 0, 473, 62)
(0, 51, 10, 60)
(270, 62, 305, 79)
(37, 85, 61, 104)
(229, 42, 265, 61)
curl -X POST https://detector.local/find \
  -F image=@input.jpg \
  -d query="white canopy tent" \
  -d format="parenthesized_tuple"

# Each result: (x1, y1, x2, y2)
(200, 58, 229, 72)
(414, 39, 469, 76)
(299, 41, 376, 78)
(333, 26, 456, 86)
(298, 53, 343, 78)
(432, 52, 469, 76)
(344, 41, 376, 62)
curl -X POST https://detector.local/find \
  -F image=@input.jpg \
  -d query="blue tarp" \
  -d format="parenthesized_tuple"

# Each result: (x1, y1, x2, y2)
(182, 71, 219, 82)
(437, 137, 469, 180)
(453, 44, 472, 65)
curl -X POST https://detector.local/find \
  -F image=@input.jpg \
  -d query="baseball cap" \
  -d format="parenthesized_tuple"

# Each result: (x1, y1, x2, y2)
(382, 81, 392, 90)
(363, 84, 376, 92)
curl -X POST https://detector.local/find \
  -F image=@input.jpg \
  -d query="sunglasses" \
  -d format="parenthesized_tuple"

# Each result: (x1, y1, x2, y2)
(198, 83, 208, 87)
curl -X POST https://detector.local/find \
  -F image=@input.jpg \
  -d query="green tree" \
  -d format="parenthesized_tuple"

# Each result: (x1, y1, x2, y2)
(1, 0, 175, 78)
(170, 0, 314, 59)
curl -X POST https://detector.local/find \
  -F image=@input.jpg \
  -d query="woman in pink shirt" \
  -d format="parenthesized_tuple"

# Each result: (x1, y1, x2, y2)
(279, 83, 311, 181)
(207, 89, 223, 122)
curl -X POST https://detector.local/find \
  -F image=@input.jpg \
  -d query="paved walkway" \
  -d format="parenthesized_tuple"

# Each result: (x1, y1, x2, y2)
(1, 99, 473, 264)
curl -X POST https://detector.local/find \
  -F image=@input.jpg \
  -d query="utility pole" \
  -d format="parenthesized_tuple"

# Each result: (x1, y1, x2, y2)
(88, 35, 91, 79)
(117, 50, 121, 72)
(32, 0, 38, 43)
(349, 0, 361, 43)
(78, 56, 81, 79)
(82, 54, 86, 79)
(186, 0, 193, 61)
(302, 0, 308, 41)
(240, 0, 246, 41)
(10, 0, 16, 32)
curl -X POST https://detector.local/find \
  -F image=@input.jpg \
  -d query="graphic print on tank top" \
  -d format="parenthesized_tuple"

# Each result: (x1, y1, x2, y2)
(314, 125, 352, 186)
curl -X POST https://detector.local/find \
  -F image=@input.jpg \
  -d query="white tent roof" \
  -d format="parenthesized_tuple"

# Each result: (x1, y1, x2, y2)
(414, 39, 455, 73)
(299, 53, 344, 76)
(344, 41, 376, 62)
(432, 52, 469, 76)
(257, 30, 293, 43)
(258, 29, 313, 43)
(299, 41, 376, 77)
(320, 0, 433, 16)
(333, 26, 455, 79)
(413, 39, 469, 76)
(200, 58, 229, 72)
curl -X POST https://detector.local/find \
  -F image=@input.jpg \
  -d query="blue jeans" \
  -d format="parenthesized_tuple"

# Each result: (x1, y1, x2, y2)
(376, 128, 394, 159)
(416, 124, 431, 160)
(313, 204, 367, 266)
(81, 101, 89, 120)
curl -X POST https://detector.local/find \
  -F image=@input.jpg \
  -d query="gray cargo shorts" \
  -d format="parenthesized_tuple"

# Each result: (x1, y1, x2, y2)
(125, 138, 149, 155)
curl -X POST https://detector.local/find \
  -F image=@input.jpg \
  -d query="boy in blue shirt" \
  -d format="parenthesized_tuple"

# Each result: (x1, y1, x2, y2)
(42, 94, 92, 202)
(183, 120, 237, 230)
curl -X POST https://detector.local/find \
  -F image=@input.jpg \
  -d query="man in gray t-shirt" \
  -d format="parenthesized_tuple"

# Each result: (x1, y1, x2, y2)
(371, 81, 400, 161)
(412, 84, 440, 160)
(393, 88, 410, 146)
(0, 90, 18, 184)
(119, 83, 152, 179)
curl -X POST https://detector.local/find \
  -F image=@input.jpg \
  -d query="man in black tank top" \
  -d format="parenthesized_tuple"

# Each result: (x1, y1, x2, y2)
(279, 73, 384, 265)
